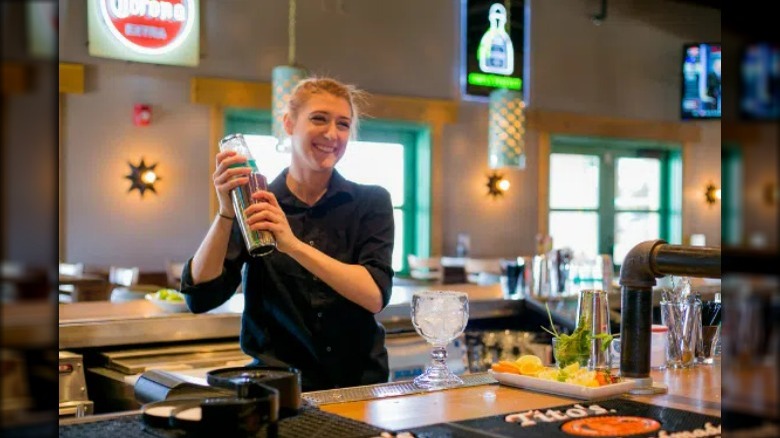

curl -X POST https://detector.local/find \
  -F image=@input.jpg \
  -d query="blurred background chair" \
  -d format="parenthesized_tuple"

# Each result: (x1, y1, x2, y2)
(58, 263, 85, 300)
(464, 258, 502, 285)
(59, 263, 111, 303)
(108, 266, 139, 287)
(59, 263, 84, 277)
(108, 266, 146, 302)
(407, 255, 443, 282)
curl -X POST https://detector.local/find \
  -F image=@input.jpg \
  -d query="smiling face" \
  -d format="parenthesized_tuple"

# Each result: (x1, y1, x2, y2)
(284, 92, 353, 175)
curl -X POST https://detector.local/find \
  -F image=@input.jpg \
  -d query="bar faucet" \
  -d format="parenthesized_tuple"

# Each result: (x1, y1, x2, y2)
(619, 240, 720, 390)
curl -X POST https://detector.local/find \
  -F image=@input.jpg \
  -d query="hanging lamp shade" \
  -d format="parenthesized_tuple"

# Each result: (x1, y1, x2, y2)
(488, 88, 526, 169)
(272, 65, 308, 152)
(272, 0, 307, 152)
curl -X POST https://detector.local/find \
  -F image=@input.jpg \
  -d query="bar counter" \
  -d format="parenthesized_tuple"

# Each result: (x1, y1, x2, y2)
(59, 362, 721, 435)
(58, 283, 513, 349)
(319, 363, 721, 431)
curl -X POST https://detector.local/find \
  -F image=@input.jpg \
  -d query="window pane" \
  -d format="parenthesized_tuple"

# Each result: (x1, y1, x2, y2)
(550, 154, 600, 209)
(245, 135, 292, 183)
(337, 141, 405, 207)
(614, 212, 661, 265)
(246, 136, 405, 208)
(615, 157, 661, 210)
(549, 211, 599, 258)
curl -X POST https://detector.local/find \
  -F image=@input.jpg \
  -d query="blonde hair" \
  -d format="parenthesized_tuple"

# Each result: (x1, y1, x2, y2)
(286, 77, 367, 139)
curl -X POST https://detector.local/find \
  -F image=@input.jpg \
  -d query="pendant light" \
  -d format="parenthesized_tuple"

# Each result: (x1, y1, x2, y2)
(272, 0, 308, 152)
(488, 88, 526, 169)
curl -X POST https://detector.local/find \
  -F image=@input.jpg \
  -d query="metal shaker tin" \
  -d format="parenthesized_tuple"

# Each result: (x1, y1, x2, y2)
(233, 172, 276, 257)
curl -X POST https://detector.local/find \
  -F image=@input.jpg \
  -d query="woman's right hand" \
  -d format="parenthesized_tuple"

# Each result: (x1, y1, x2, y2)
(213, 150, 252, 216)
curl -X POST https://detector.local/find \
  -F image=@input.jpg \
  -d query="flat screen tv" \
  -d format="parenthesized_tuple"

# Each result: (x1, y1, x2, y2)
(740, 43, 780, 120)
(681, 43, 721, 120)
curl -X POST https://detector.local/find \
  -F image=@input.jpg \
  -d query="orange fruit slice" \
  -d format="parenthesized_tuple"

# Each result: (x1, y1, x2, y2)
(491, 361, 522, 374)
(518, 362, 543, 376)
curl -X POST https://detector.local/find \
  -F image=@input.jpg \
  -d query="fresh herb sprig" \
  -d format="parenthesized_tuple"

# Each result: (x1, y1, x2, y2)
(541, 304, 613, 367)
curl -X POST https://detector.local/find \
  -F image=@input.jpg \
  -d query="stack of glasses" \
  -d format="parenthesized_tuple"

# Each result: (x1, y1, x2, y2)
(660, 278, 721, 368)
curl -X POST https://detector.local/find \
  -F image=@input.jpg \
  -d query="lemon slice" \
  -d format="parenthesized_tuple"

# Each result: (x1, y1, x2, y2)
(515, 355, 543, 367)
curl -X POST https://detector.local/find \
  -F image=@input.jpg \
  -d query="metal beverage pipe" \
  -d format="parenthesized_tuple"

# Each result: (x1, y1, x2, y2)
(619, 240, 721, 378)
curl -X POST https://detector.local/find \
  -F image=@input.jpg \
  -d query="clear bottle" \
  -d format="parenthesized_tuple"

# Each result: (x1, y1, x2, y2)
(478, 3, 515, 76)
(219, 133, 258, 171)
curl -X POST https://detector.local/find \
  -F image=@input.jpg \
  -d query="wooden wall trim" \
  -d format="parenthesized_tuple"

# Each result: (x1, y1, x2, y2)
(527, 109, 702, 144)
(1, 62, 29, 94)
(208, 106, 224, 217)
(723, 120, 771, 145)
(190, 77, 458, 125)
(191, 77, 271, 109)
(59, 63, 85, 94)
(363, 95, 458, 125)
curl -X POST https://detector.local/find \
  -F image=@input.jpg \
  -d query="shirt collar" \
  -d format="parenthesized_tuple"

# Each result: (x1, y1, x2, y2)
(269, 168, 355, 208)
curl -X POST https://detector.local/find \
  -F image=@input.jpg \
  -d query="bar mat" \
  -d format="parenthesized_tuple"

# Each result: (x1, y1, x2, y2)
(59, 406, 388, 438)
(303, 372, 498, 406)
(405, 398, 721, 437)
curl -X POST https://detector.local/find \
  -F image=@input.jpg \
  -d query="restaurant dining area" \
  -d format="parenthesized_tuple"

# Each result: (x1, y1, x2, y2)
(2, 0, 780, 437)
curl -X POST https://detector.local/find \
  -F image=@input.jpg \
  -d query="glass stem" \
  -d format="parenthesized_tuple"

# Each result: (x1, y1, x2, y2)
(431, 346, 448, 368)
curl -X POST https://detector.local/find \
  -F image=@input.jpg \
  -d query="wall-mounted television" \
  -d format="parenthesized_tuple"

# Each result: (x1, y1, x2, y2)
(740, 43, 780, 120)
(681, 43, 721, 120)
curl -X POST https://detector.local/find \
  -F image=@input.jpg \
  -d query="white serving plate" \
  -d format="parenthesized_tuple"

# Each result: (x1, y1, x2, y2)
(488, 370, 636, 400)
(145, 293, 190, 313)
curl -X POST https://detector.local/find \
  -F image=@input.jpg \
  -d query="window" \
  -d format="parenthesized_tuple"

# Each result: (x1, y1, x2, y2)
(548, 136, 682, 266)
(224, 110, 431, 274)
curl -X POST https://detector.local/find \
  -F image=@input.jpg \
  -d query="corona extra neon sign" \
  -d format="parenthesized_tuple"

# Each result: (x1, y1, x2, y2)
(99, 0, 196, 55)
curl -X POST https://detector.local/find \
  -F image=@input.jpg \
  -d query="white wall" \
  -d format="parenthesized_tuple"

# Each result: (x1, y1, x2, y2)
(58, 0, 721, 270)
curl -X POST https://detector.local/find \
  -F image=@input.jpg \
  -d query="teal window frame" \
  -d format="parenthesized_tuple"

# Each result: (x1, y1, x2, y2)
(549, 135, 683, 265)
(224, 109, 431, 275)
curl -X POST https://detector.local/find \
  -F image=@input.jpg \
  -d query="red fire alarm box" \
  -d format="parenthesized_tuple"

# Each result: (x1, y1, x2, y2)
(133, 104, 152, 126)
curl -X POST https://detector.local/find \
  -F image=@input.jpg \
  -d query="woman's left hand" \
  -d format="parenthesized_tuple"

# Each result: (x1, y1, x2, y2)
(245, 191, 301, 254)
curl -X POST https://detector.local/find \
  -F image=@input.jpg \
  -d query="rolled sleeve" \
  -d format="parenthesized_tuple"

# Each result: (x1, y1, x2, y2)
(356, 186, 395, 309)
(180, 223, 246, 313)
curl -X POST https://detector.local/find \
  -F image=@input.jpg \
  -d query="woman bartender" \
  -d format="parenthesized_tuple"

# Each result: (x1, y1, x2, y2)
(180, 78, 395, 391)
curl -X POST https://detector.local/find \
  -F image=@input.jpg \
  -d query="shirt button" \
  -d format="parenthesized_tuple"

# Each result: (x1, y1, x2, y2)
(326, 346, 332, 352)
(308, 240, 315, 246)
(317, 312, 323, 318)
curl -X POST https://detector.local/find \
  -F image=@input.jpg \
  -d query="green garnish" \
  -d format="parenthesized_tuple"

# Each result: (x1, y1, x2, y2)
(155, 288, 184, 302)
(541, 304, 613, 367)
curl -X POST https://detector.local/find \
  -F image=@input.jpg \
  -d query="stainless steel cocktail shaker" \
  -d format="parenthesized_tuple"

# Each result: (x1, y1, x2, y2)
(219, 134, 276, 257)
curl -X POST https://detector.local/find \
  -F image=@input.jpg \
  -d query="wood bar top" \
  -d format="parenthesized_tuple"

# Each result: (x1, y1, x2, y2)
(321, 363, 721, 431)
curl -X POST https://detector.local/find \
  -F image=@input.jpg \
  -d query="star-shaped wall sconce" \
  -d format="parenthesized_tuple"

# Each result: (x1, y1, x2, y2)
(486, 171, 510, 199)
(125, 158, 160, 197)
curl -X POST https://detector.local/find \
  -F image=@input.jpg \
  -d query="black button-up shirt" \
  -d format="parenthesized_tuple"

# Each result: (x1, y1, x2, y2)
(181, 169, 395, 391)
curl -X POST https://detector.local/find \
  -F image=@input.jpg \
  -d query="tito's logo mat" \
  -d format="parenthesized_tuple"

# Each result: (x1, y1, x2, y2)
(99, 0, 195, 54)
